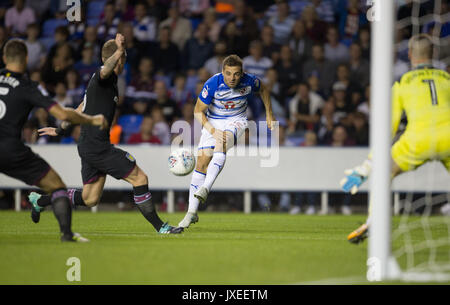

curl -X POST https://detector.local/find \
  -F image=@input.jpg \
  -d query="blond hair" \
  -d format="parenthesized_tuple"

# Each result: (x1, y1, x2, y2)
(408, 34, 433, 60)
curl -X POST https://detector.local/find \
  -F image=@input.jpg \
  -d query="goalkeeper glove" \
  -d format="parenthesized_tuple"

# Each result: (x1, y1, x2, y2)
(340, 159, 372, 195)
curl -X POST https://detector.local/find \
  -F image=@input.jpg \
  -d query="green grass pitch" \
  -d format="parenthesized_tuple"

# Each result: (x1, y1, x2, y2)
(0, 211, 448, 284)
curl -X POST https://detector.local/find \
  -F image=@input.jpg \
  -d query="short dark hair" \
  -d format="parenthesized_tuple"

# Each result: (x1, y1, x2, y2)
(222, 55, 242, 70)
(4, 39, 27, 62)
(101, 39, 117, 61)
(55, 26, 69, 38)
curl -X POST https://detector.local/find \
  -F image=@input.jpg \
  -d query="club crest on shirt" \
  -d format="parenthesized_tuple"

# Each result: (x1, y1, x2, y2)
(201, 88, 208, 99)
(114, 96, 118, 103)
(126, 153, 135, 162)
(238, 86, 251, 95)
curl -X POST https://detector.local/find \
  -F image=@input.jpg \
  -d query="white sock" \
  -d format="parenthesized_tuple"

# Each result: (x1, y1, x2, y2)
(188, 170, 206, 213)
(202, 152, 226, 192)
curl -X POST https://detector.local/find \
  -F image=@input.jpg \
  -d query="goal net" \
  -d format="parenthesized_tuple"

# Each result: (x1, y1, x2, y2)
(369, 0, 450, 282)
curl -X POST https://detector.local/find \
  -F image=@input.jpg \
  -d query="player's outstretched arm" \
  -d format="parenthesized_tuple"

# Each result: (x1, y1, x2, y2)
(100, 33, 125, 79)
(258, 83, 276, 130)
(340, 159, 372, 194)
(49, 103, 108, 130)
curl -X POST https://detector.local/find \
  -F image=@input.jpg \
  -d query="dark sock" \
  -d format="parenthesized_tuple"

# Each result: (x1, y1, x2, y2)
(37, 194, 52, 207)
(68, 189, 87, 207)
(51, 189, 73, 239)
(134, 185, 164, 231)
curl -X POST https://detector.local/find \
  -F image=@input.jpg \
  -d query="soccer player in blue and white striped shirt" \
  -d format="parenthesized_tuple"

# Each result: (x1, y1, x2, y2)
(177, 55, 276, 228)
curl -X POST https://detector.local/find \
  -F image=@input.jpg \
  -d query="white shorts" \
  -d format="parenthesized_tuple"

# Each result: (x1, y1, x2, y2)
(198, 117, 248, 150)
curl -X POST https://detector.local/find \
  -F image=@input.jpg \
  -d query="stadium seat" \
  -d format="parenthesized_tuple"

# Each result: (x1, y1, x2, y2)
(86, 0, 107, 25)
(118, 115, 143, 142)
(41, 19, 68, 38)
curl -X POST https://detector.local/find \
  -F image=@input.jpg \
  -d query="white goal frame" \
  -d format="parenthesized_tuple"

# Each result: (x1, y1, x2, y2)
(367, 0, 400, 281)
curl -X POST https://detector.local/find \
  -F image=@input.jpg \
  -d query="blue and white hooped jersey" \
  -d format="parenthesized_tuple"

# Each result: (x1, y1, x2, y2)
(198, 72, 261, 119)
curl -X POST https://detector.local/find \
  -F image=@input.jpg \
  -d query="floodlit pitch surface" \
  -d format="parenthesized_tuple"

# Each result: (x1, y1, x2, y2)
(0, 211, 448, 284)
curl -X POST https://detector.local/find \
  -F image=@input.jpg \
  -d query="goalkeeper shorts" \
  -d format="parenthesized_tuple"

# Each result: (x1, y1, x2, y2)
(391, 128, 450, 172)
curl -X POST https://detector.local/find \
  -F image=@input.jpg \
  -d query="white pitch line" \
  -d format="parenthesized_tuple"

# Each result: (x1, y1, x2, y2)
(291, 276, 367, 285)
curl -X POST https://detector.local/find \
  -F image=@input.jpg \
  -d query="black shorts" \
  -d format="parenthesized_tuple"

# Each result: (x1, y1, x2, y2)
(77, 145, 136, 185)
(0, 140, 51, 186)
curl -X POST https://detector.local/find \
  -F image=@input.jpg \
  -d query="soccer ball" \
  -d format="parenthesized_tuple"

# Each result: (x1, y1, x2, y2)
(168, 148, 196, 176)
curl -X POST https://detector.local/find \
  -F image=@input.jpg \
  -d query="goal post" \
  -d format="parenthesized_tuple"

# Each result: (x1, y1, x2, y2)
(368, 0, 450, 282)
(367, 0, 399, 281)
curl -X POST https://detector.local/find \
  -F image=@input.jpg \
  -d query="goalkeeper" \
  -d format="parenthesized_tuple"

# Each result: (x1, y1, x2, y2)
(340, 34, 450, 244)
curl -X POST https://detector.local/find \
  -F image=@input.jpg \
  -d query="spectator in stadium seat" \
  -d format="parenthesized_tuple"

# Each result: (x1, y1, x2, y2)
(179, 0, 210, 19)
(149, 80, 181, 124)
(348, 43, 370, 89)
(119, 22, 144, 73)
(329, 124, 355, 147)
(74, 43, 101, 87)
(203, 40, 227, 76)
(311, 0, 335, 23)
(182, 23, 214, 71)
(335, 63, 362, 104)
(226, 0, 259, 43)
(126, 56, 156, 103)
(357, 26, 371, 61)
(337, 0, 368, 45)
(348, 111, 369, 146)
(203, 7, 222, 43)
(262, 68, 285, 120)
(42, 43, 74, 95)
(324, 27, 350, 64)
(97, 1, 120, 43)
(269, 0, 296, 45)
(153, 26, 181, 76)
(276, 45, 302, 103)
(356, 85, 370, 118)
(76, 26, 101, 62)
(218, 20, 248, 58)
(315, 100, 338, 145)
(65, 69, 85, 107)
(288, 20, 313, 64)
(47, 26, 71, 62)
(133, 1, 157, 43)
(302, 44, 335, 97)
(151, 106, 171, 145)
(260, 25, 281, 65)
(307, 73, 326, 99)
(5, 0, 35, 37)
(243, 40, 273, 80)
(301, 5, 328, 44)
(127, 116, 162, 144)
(146, 0, 168, 22)
(54, 81, 73, 108)
(330, 81, 352, 124)
(25, 0, 51, 21)
(169, 73, 192, 109)
(159, 4, 192, 51)
(288, 83, 323, 134)
(25, 23, 46, 71)
(116, 0, 135, 22)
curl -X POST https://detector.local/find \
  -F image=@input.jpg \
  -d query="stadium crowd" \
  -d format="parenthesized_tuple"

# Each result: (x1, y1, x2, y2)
(0, 0, 447, 148)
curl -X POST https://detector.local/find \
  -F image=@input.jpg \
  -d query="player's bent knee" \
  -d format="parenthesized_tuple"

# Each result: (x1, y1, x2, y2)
(84, 196, 100, 207)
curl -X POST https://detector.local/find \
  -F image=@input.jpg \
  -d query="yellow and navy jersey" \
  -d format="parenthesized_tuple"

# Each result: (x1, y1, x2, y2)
(391, 65, 450, 138)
